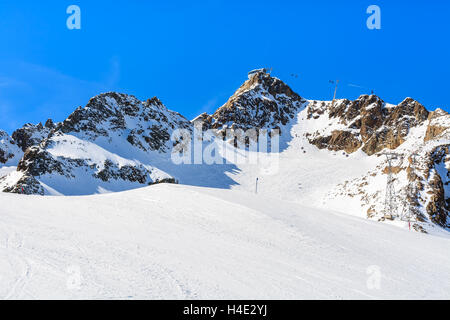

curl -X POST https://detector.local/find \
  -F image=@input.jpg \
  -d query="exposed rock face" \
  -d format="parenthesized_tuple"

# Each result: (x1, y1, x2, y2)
(199, 71, 306, 133)
(12, 120, 57, 152)
(365, 97, 429, 153)
(307, 95, 429, 155)
(94, 159, 152, 184)
(307, 93, 449, 231)
(309, 130, 362, 154)
(0, 130, 22, 165)
(2, 175, 44, 195)
(17, 146, 72, 177)
(425, 109, 449, 142)
(2, 92, 189, 195)
(425, 145, 449, 226)
(57, 93, 190, 152)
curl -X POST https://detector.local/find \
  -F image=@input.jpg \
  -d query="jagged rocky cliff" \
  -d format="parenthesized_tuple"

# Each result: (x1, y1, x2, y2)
(12, 119, 57, 152)
(306, 95, 429, 155)
(197, 71, 307, 132)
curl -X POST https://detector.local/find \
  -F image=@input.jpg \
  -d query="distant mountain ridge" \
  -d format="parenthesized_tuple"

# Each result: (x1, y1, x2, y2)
(0, 70, 448, 232)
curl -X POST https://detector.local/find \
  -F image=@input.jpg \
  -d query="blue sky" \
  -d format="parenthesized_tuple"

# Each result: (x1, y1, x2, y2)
(0, 0, 449, 133)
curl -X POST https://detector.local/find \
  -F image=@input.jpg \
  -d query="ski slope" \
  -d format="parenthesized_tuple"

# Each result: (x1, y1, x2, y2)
(0, 184, 449, 299)
(226, 109, 380, 209)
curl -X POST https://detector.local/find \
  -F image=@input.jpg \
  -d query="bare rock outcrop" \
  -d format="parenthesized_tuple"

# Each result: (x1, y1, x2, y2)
(12, 119, 57, 152)
(307, 96, 429, 155)
(199, 71, 306, 133)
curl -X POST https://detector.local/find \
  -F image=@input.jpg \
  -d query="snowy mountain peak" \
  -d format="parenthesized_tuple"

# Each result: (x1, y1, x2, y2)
(57, 92, 190, 145)
(144, 96, 164, 108)
(1, 92, 191, 195)
(59, 92, 143, 135)
(12, 120, 57, 152)
(202, 70, 307, 132)
(391, 97, 429, 124)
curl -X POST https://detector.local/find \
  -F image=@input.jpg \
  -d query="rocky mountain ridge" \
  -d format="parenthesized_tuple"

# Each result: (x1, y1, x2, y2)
(306, 95, 430, 155)
(197, 71, 307, 133)
(1, 92, 190, 194)
(0, 70, 448, 232)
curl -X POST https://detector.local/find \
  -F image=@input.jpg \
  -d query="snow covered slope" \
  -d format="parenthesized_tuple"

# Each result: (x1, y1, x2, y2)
(192, 72, 449, 232)
(224, 97, 450, 233)
(0, 184, 449, 299)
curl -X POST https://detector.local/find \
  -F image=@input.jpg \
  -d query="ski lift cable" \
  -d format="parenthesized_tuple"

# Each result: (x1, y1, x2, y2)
(285, 72, 374, 91)
(283, 71, 376, 95)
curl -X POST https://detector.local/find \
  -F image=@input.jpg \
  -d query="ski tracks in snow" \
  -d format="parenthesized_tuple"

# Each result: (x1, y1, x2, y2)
(0, 226, 33, 299)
